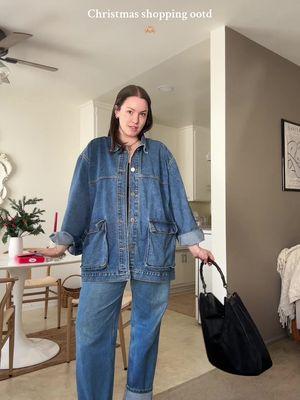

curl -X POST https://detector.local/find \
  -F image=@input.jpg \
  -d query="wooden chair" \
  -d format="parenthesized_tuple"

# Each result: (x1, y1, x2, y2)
(291, 319, 300, 342)
(0, 277, 18, 377)
(7, 266, 62, 328)
(66, 291, 132, 369)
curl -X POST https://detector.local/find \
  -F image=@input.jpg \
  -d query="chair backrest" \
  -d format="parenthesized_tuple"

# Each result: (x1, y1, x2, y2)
(0, 278, 18, 345)
(0, 278, 17, 311)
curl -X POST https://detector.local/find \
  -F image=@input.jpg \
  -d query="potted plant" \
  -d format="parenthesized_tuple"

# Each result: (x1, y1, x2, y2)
(0, 196, 45, 257)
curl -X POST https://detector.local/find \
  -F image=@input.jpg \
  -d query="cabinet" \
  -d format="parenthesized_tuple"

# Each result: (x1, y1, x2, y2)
(149, 124, 211, 202)
(171, 249, 195, 290)
(176, 126, 211, 202)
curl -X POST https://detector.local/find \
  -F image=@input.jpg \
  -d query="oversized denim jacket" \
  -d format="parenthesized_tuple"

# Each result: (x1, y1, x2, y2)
(50, 134, 204, 282)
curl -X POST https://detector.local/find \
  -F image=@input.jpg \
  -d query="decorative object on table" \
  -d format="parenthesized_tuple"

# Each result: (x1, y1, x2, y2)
(0, 153, 12, 204)
(61, 275, 82, 308)
(8, 237, 23, 258)
(16, 253, 46, 264)
(0, 196, 45, 257)
(281, 119, 300, 191)
(198, 259, 273, 376)
(53, 211, 58, 233)
(47, 211, 58, 249)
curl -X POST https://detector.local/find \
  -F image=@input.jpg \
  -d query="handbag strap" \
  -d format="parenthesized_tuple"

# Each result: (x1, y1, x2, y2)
(199, 259, 230, 296)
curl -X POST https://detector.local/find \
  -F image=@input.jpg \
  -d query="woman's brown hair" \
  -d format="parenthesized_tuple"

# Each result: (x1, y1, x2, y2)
(108, 85, 153, 152)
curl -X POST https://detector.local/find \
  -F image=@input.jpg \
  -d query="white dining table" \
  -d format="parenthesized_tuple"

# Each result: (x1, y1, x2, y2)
(0, 253, 81, 370)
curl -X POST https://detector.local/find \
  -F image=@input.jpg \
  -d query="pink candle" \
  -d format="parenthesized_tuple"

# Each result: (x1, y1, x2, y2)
(53, 212, 58, 232)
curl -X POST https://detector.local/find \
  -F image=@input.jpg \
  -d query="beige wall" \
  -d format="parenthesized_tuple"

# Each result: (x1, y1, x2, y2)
(226, 27, 300, 341)
(0, 87, 81, 304)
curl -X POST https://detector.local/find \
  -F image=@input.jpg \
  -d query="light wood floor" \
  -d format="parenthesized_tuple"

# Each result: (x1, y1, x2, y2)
(0, 294, 213, 400)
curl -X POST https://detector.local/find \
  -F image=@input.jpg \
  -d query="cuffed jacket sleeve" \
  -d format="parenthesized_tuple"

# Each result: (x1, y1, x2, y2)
(167, 155, 204, 246)
(50, 146, 91, 255)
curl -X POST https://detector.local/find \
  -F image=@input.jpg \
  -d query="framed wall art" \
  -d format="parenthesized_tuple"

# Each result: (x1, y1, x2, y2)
(281, 119, 300, 191)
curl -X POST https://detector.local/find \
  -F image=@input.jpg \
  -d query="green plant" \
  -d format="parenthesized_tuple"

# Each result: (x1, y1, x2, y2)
(0, 196, 45, 244)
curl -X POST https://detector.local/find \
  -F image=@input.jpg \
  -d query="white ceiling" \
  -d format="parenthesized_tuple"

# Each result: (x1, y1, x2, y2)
(1, 0, 300, 127)
(97, 39, 210, 128)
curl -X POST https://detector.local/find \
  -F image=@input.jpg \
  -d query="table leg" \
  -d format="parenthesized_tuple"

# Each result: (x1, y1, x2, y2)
(0, 268, 60, 369)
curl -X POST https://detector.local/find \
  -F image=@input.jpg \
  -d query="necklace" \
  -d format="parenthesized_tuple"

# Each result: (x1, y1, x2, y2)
(125, 138, 140, 152)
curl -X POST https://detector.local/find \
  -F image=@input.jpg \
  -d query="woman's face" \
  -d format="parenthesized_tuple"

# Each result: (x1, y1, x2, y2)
(115, 96, 148, 141)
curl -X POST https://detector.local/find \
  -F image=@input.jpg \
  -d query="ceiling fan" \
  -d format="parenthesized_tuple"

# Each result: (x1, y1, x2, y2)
(0, 28, 58, 84)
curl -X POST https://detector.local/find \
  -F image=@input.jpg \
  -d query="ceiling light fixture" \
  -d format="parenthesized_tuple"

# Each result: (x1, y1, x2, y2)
(157, 84, 174, 92)
(0, 60, 10, 84)
(145, 26, 155, 33)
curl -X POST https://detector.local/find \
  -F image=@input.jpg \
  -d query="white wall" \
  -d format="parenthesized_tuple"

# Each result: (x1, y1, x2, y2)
(210, 26, 227, 301)
(0, 87, 81, 306)
(79, 101, 112, 151)
(149, 122, 177, 151)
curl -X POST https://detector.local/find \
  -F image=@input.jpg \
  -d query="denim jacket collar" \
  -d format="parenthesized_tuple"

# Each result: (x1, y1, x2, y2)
(110, 133, 148, 154)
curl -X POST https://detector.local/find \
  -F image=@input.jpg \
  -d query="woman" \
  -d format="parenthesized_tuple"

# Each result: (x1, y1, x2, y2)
(31, 85, 214, 400)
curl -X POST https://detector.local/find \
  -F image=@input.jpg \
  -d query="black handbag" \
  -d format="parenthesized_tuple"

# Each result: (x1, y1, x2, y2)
(198, 259, 273, 376)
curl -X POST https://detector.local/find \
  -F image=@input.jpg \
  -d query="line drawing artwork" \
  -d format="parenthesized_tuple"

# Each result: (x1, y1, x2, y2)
(282, 119, 300, 191)
(287, 140, 300, 179)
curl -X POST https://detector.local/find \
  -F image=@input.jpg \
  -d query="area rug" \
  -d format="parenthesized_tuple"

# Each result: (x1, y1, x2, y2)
(0, 325, 75, 381)
(154, 337, 300, 400)
(168, 292, 195, 317)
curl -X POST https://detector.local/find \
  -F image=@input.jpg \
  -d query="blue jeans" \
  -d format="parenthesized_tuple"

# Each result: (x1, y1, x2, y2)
(76, 279, 170, 400)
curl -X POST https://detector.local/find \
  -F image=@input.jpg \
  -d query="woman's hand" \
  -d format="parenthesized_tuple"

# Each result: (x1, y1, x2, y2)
(27, 245, 69, 258)
(187, 244, 215, 265)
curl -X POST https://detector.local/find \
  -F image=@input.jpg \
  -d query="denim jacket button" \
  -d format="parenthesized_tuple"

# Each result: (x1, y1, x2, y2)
(130, 217, 135, 223)
(130, 167, 135, 172)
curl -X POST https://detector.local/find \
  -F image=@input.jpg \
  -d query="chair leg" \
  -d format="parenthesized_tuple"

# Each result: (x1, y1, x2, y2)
(118, 311, 127, 370)
(291, 319, 300, 342)
(44, 287, 50, 319)
(57, 279, 62, 329)
(9, 313, 15, 377)
(66, 297, 73, 363)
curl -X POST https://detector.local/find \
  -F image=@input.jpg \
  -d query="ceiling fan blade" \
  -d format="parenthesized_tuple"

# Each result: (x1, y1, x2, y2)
(0, 32, 32, 49)
(3, 57, 58, 72)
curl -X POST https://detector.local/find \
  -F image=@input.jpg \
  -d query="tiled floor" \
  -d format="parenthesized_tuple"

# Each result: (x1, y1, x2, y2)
(0, 298, 214, 400)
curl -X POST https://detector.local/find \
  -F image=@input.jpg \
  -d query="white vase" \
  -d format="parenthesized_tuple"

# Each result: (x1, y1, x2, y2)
(8, 236, 23, 258)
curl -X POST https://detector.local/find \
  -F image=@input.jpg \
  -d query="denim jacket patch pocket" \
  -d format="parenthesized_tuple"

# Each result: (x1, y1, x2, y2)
(82, 219, 108, 270)
(145, 220, 178, 270)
